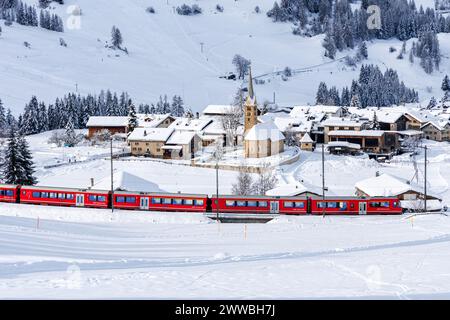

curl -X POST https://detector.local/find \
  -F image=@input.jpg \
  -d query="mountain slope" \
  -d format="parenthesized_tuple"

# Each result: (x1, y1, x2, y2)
(0, 0, 447, 114)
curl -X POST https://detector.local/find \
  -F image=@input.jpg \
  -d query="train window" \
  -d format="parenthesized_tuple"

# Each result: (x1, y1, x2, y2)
(327, 202, 338, 208)
(116, 196, 125, 203)
(184, 199, 193, 205)
(370, 202, 390, 208)
(126, 197, 136, 203)
(58, 193, 65, 199)
(49, 193, 57, 199)
(317, 202, 326, 208)
(284, 201, 294, 208)
(194, 199, 204, 206)
(162, 198, 172, 205)
(247, 201, 257, 207)
(295, 202, 305, 208)
(0, 190, 3, 196)
(226, 200, 235, 207)
(66, 194, 74, 200)
(41, 192, 49, 198)
(6, 190, 13, 196)
(393, 201, 399, 207)
(152, 198, 161, 204)
(173, 198, 183, 205)
(236, 201, 246, 207)
(98, 196, 106, 202)
(258, 201, 268, 207)
(32, 192, 41, 198)
(89, 195, 97, 202)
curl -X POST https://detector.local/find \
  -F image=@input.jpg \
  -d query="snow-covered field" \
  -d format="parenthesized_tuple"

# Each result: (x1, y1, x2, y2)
(1, 203, 450, 299)
(1, 0, 446, 115)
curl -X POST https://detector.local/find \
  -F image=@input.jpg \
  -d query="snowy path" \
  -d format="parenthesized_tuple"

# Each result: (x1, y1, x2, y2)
(1, 203, 450, 298)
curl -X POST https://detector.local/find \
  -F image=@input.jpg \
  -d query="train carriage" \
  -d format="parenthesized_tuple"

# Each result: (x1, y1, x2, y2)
(211, 195, 273, 214)
(309, 197, 402, 215)
(20, 186, 110, 209)
(0, 184, 20, 203)
(112, 191, 208, 212)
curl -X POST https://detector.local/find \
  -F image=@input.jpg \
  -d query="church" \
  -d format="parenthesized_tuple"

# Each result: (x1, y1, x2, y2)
(244, 68, 285, 158)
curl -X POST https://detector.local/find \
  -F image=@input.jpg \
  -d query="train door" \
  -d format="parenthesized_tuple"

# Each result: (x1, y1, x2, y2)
(140, 197, 149, 210)
(270, 201, 279, 214)
(359, 201, 367, 215)
(306, 198, 312, 214)
(76, 194, 85, 207)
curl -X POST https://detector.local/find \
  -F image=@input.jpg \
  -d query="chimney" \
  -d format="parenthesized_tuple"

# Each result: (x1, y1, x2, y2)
(144, 130, 147, 136)
(90, 178, 94, 187)
(196, 112, 200, 119)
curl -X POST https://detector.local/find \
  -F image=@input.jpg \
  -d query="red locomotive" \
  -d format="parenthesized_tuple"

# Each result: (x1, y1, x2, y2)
(0, 184, 403, 215)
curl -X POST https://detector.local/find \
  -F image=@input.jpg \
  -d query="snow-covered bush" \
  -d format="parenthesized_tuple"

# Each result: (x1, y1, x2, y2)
(47, 130, 65, 147)
(146, 6, 155, 14)
(176, 4, 202, 15)
(216, 4, 224, 13)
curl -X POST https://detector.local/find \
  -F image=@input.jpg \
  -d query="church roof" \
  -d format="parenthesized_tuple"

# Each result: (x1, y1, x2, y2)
(244, 121, 285, 141)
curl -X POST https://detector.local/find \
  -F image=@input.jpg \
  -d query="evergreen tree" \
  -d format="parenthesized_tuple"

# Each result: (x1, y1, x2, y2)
(442, 75, 450, 92)
(64, 117, 78, 147)
(127, 99, 138, 132)
(322, 30, 336, 59)
(316, 82, 329, 105)
(111, 26, 123, 49)
(2, 129, 20, 184)
(170, 95, 185, 117)
(0, 98, 6, 133)
(16, 134, 37, 185)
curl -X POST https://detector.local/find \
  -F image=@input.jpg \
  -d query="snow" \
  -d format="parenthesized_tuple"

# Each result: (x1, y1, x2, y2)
(328, 141, 361, 150)
(244, 121, 285, 141)
(265, 183, 321, 196)
(202, 105, 234, 115)
(91, 170, 165, 192)
(300, 133, 313, 143)
(355, 173, 427, 197)
(322, 118, 364, 127)
(1, 203, 450, 298)
(127, 127, 174, 142)
(86, 116, 128, 127)
(2, 1, 450, 116)
(328, 130, 386, 137)
(166, 130, 196, 145)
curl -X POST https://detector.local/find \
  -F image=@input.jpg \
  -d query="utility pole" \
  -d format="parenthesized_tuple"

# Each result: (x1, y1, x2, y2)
(200, 42, 204, 53)
(110, 138, 114, 213)
(216, 158, 219, 221)
(322, 144, 326, 217)
(424, 145, 427, 213)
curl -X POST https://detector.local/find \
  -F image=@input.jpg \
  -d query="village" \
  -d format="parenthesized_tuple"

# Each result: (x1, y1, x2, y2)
(79, 70, 450, 212)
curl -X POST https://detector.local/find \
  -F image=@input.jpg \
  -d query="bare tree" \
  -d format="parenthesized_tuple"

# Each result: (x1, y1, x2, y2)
(252, 163, 278, 195)
(232, 54, 251, 79)
(232, 165, 253, 195)
(221, 105, 242, 147)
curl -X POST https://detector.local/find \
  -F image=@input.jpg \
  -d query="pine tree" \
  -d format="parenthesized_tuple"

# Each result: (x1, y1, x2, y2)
(2, 129, 20, 184)
(442, 75, 450, 92)
(350, 94, 362, 109)
(127, 99, 138, 132)
(111, 26, 123, 49)
(316, 82, 329, 105)
(16, 134, 37, 185)
(0, 98, 6, 133)
(322, 30, 336, 59)
(171, 95, 185, 117)
(64, 117, 78, 147)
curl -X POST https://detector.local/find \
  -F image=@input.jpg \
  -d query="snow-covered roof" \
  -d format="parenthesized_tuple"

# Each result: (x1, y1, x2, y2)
(86, 116, 128, 127)
(300, 133, 313, 143)
(127, 127, 174, 142)
(202, 105, 235, 115)
(328, 130, 385, 137)
(169, 118, 213, 132)
(166, 130, 197, 145)
(400, 199, 442, 211)
(92, 171, 165, 192)
(355, 173, 426, 197)
(265, 183, 321, 197)
(290, 105, 341, 117)
(322, 117, 363, 127)
(244, 121, 285, 141)
(327, 141, 361, 149)
(137, 113, 174, 128)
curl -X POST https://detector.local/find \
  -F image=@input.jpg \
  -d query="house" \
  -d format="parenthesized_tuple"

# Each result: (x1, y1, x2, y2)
(137, 113, 175, 128)
(420, 121, 450, 142)
(163, 130, 202, 160)
(244, 121, 285, 158)
(322, 118, 364, 143)
(355, 173, 442, 211)
(377, 112, 409, 131)
(300, 133, 314, 151)
(86, 116, 129, 138)
(127, 127, 174, 157)
(328, 130, 400, 156)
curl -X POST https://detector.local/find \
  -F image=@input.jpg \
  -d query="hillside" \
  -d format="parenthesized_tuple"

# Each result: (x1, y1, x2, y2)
(0, 0, 448, 115)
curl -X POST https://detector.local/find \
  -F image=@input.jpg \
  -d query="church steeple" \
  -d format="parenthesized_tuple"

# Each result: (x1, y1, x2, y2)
(244, 66, 258, 135)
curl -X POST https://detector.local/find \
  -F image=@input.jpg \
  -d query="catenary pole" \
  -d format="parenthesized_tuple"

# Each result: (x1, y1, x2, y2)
(111, 137, 114, 213)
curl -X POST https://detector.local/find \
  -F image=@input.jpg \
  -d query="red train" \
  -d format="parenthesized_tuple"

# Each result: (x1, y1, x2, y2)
(0, 184, 403, 215)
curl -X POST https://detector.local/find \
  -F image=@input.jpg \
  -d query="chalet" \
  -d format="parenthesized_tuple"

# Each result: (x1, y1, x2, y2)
(328, 130, 400, 156)
(420, 121, 450, 142)
(127, 128, 174, 157)
(355, 173, 442, 212)
(86, 116, 128, 138)
(377, 112, 409, 131)
(244, 121, 285, 158)
(138, 114, 175, 128)
(163, 130, 202, 160)
(322, 118, 364, 143)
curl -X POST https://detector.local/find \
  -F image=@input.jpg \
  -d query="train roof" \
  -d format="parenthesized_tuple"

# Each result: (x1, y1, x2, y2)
(0, 184, 20, 188)
(113, 190, 208, 197)
(20, 185, 110, 194)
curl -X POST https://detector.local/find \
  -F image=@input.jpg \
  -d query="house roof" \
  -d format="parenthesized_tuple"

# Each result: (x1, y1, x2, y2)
(300, 133, 313, 143)
(355, 173, 436, 198)
(322, 117, 363, 127)
(137, 113, 174, 128)
(327, 141, 361, 149)
(169, 118, 213, 132)
(86, 116, 128, 127)
(328, 130, 386, 137)
(202, 105, 235, 115)
(127, 127, 174, 142)
(290, 105, 341, 117)
(244, 121, 285, 141)
(166, 130, 197, 145)
(265, 183, 322, 196)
